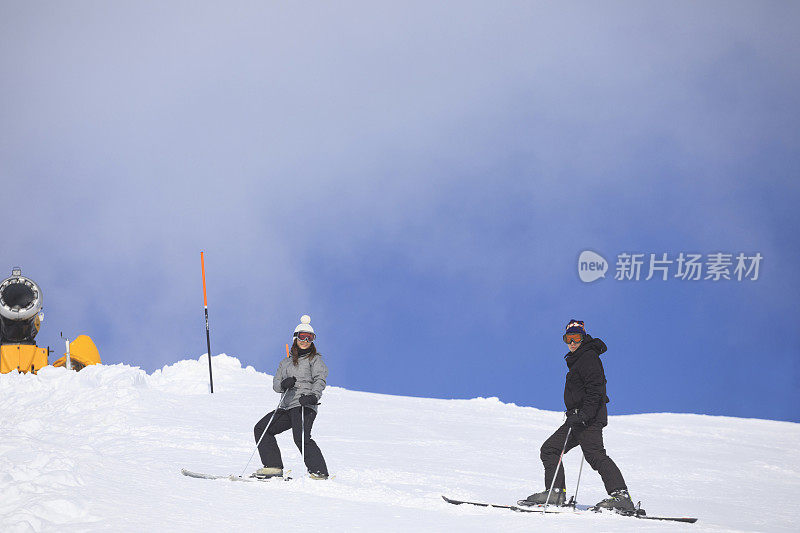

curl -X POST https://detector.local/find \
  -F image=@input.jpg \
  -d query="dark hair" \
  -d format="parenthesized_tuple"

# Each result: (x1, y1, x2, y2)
(290, 339, 317, 366)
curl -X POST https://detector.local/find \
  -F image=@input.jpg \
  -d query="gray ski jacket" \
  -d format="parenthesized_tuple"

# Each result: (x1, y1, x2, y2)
(272, 353, 328, 412)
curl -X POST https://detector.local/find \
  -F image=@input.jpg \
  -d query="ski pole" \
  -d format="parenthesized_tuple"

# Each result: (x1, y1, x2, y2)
(572, 453, 585, 507)
(240, 390, 287, 477)
(543, 427, 572, 513)
(200, 251, 214, 394)
(301, 406, 306, 470)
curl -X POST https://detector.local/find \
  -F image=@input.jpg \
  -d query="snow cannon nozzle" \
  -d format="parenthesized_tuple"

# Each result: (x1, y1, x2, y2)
(0, 269, 44, 344)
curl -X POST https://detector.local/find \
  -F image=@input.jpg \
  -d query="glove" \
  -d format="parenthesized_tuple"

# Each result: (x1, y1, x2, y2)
(298, 394, 317, 406)
(280, 377, 297, 391)
(566, 410, 588, 429)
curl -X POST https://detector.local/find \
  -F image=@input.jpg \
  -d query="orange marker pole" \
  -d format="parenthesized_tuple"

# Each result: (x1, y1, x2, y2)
(201, 251, 214, 393)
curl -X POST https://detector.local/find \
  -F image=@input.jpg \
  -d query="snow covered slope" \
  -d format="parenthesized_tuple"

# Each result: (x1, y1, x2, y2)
(1, 355, 797, 532)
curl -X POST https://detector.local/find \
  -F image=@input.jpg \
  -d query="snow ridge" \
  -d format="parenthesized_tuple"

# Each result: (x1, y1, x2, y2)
(1, 355, 798, 532)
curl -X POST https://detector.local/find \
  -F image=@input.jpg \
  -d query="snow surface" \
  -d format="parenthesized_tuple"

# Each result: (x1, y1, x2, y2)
(1, 354, 798, 532)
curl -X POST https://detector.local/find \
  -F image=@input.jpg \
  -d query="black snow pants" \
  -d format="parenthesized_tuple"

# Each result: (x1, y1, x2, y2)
(540, 421, 626, 494)
(253, 406, 328, 476)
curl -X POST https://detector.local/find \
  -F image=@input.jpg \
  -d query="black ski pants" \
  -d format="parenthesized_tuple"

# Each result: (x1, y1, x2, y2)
(253, 406, 328, 476)
(540, 421, 626, 495)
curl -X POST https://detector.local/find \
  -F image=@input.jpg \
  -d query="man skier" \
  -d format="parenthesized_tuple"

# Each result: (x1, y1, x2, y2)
(520, 320, 635, 511)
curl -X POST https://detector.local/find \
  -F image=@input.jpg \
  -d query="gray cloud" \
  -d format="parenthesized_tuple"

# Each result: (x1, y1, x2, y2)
(1, 1, 797, 371)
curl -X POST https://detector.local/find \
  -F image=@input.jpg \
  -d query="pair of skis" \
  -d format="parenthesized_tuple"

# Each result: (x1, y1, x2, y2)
(181, 468, 292, 482)
(441, 495, 698, 523)
(182, 470, 696, 523)
(182, 468, 332, 482)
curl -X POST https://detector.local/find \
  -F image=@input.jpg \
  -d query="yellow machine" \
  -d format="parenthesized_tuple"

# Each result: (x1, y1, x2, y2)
(0, 343, 48, 374)
(0, 267, 101, 374)
(53, 335, 101, 371)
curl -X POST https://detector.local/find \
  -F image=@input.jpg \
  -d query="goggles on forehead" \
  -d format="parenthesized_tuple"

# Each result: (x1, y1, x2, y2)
(563, 333, 583, 345)
(296, 332, 315, 342)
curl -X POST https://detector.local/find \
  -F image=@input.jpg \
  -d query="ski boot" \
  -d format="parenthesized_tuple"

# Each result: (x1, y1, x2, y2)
(252, 467, 283, 480)
(592, 489, 635, 513)
(308, 471, 329, 480)
(517, 487, 566, 507)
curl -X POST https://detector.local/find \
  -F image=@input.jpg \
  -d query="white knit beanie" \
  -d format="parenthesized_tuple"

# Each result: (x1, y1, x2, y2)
(293, 314, 314, 337)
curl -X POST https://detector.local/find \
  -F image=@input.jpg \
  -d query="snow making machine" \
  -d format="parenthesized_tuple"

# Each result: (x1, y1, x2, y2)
(0, 267, 101, 373)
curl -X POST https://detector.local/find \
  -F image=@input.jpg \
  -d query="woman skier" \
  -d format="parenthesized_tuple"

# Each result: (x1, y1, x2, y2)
(520, 319, 634, 511)
(252, 315, 329, 480)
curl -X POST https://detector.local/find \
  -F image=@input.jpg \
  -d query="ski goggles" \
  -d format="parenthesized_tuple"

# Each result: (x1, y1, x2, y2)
(563, 333, 583, 344)
(296, 332, 316, 342)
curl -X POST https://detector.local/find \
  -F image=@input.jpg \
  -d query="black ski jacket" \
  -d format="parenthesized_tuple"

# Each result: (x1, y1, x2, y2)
(563, 335, 610, 427)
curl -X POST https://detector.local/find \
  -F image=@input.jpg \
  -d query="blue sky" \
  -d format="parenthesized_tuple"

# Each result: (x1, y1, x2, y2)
(2, 2, 798, 421)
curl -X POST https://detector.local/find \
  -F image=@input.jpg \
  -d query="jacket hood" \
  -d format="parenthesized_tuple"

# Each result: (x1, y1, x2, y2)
(564, 335, 607, 366)
(584, 336, 607, 355)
